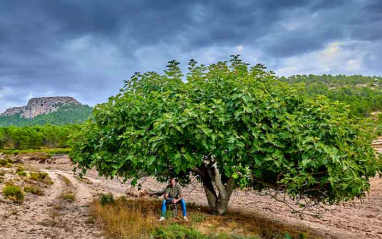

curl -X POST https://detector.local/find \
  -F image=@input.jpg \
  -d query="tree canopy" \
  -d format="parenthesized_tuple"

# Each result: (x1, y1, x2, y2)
(70, 56, 382, 214)
(0, 124, 81, 149)
(279, 74, 382, 118)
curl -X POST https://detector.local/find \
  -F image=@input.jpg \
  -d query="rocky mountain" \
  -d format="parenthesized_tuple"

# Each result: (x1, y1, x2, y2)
(1, 97, 82, 119)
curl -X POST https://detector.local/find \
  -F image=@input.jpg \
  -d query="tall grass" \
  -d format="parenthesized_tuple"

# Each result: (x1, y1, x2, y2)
(3, 184, 25, 203)
(92, 197, 159, 239)
(90, 196, 316, 239)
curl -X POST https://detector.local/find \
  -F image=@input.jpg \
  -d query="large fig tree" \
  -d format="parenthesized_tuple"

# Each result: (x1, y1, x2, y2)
(70, 56, 381, 215)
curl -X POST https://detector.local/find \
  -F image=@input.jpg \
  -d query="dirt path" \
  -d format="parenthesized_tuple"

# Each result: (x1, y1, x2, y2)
(1, 154, 382, 238)
(0, 168, 108, 239)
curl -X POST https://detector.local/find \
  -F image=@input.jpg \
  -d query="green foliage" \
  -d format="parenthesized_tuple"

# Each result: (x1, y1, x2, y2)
(70, 56, 382, 207)
(1, 148, 71, 155)
(0, 104, 93, 127)
(152, 224, 207, 239)
(17, 171, 27, 176)
(284, 234, 293, 239)
(99, 193, 115, 207)
(152, 224, 259, 239)
(190, 212, 206, 223)
(0, 124, 81, 150)
(209, 234, 258, 239)
(278, 75, 382, 118)
(3, 184, 25, 203)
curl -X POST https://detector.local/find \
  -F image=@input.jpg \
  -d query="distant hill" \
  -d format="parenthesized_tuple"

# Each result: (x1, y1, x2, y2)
(0, 97, 92, 126)
(278, 75, 382, 118)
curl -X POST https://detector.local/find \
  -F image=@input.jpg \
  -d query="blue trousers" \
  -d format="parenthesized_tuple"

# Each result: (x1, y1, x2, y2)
(161, 198, 187, 217)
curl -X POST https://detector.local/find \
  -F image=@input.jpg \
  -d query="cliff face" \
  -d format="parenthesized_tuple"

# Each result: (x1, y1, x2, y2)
(0, 106, 26, 117)
(0, 97, 82, 119)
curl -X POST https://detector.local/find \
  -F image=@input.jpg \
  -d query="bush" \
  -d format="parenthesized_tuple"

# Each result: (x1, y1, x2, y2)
(24, 185, 43, 195)
(3, 184, 25, 203)
(99, 193, 114, 207)
(17, 171, 27, 176)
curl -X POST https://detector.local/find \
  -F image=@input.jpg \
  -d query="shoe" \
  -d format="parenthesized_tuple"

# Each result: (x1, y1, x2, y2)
(183, 216, 188, 221)
(158, 217, 165, 222)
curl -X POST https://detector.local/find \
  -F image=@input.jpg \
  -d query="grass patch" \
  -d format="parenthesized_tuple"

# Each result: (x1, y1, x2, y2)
(1, 148, 70, 156)
(190, 212, 207, 223)
(0, 158, 13, 168)
(152, 223, 207, 239)
(91, 197, 159, 238)
(3, 184, 25, 203)
(153, 224, 262, 238)
(16, 166, 24, 172)
(99, 193, 114, 207)
(17, 171, 27, 176)
(61, 175, 72, 186)
(61, 191, 75, 203)
(76, 176, 93, 184)
(90, 197, 316, 239)
(29, 172, 53, 185)
(17, 166, 27, 176)
(24, 185, 43, 195)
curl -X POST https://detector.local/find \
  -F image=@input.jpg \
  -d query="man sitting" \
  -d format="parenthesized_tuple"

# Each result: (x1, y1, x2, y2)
(158, 178, 188, 221)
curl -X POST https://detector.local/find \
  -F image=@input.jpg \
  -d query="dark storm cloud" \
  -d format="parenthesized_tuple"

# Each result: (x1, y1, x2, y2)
(0, 0, 381, 112)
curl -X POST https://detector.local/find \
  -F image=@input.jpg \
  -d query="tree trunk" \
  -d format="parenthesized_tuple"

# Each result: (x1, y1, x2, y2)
(203, 179, 217, 212)
(198, 164, 235, 215)
(216, 194, 229, 215)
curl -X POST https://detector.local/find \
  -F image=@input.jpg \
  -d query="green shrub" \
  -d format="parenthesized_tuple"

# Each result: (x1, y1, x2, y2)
(61, 191, 75, 202)
(3, 184, 25, 203)
(17, 171, 27, 176)
(298, 233, 308, 239)
(24, 185, 43, 195)
(99, 193, 114, 207)
(284, 234, 293, 239)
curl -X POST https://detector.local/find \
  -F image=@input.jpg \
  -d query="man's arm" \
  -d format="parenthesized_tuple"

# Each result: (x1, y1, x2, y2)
(164, 186, 170, 200)
(174, 194, 183, 203)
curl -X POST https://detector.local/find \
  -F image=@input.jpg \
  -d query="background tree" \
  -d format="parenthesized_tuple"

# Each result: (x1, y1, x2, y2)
(70, 56, 382, 215)
(0, 124, 80, 149)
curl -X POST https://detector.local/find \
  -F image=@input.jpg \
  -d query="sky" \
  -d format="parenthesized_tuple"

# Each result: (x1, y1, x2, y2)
(0, 0, 381, 113)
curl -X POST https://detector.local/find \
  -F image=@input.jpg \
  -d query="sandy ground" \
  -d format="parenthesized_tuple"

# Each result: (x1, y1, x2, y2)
(1, 154, 382, 239)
